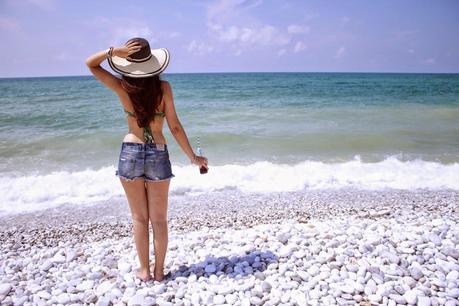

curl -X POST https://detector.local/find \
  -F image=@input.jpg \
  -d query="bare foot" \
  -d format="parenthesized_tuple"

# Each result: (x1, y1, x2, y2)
(150, 262, 169, 281)
(149, 262, 155, 274)
(135, 267, 152, 282)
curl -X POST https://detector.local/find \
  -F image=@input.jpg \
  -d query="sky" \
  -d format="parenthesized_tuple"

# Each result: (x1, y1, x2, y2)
(0, 0, 458, 77)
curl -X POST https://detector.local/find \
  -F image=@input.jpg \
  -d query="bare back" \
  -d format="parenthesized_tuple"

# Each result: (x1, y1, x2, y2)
(118, 81, 168, 144)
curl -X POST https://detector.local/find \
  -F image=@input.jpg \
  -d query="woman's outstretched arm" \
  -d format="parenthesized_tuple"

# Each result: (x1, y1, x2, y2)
(163, 81, 208, 170)
(85, 42, 141, 94)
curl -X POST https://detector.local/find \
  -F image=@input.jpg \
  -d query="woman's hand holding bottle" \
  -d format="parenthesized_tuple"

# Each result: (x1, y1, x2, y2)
(192, 153, 208, 174)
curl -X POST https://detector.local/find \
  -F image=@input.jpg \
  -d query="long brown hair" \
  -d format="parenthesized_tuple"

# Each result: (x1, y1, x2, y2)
(121, 75, 163, 127)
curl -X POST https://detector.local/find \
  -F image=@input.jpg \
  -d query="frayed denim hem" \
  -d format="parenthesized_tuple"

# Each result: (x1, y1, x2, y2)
(116, 174, 146, 182)
(115, 173, 175, 182)
(145, 173, 175, 182)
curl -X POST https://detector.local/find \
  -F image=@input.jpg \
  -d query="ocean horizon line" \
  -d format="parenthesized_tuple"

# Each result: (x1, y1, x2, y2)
(2, 70, 459, 79)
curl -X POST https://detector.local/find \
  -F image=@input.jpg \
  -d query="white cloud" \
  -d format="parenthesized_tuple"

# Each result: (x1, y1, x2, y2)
(207, 0, 264, 22)
(334, 46, 346, 59)
(206, 0, 291, 50)
(293, 41, 307, 53)
(26, 0, 56, 10)
(4, 0, 57, 11)
(216, 24, 239, 42)
(287, 24, 310, 34)
(83, 17, 155, 45)
(113, 26, 153, 44)
(187, 40, 214, 55)
(422, 57, 436, 64)
(205, 0, 318, 56)
(395, 30, 418, 40)
(168, 31, 181, 39)
(236, 0, 264, 9)
(0, 17, 20, 31)
(208, 22, 290, 47)
(0, 16, 27, 40)
(187, 40, 197, 52)
(56, 52, 78, 62)
(304, 13, 320, 21)
(174, 12, 184, 20)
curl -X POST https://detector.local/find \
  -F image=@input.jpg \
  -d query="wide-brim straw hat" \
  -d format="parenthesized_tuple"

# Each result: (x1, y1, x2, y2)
(108, 37, 170, 78)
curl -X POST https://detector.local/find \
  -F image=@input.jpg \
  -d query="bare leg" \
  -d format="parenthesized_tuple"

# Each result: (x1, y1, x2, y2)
(146, 179, 170, 281)
(120, 178, 151, 281)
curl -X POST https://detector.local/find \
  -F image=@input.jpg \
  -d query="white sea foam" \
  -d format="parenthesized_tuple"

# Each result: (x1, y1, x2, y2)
(1, 156, 458, 215)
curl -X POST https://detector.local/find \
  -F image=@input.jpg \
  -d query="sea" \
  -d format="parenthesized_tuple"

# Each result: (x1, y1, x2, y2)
(1, 72, 458, 215)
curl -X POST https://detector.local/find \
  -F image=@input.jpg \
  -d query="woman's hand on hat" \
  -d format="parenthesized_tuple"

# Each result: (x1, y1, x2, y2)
(113, 41, 142, 58)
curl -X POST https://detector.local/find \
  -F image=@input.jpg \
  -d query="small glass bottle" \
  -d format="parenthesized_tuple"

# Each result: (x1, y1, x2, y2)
(197, 146, 208, 174)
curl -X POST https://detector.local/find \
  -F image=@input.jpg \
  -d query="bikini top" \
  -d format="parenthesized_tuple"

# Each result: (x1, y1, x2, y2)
(123, 108, 165, 143)
(124, 109, 165, 118)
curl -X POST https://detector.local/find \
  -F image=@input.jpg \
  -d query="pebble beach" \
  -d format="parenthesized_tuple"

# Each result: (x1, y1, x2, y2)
(2, 73, 459, 306)
(1, 189, 458, 306)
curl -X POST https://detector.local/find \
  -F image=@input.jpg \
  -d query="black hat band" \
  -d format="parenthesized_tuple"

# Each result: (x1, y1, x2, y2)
(126, 53, 153, 63)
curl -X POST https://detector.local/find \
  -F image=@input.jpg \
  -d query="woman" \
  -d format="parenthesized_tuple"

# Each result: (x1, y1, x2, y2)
(85, 37, 208, 282)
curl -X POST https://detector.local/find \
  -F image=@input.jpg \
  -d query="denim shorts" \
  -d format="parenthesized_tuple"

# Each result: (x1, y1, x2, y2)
(115, 142, 175, 182)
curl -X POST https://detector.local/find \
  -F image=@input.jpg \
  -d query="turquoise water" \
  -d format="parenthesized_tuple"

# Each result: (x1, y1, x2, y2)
(1, 73, 458, 174)
(1, 73, 459, 214)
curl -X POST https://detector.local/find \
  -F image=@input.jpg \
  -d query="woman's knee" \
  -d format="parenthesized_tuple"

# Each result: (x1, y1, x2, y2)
(150, 215, 168, 224)
(132, 214, 150, 226)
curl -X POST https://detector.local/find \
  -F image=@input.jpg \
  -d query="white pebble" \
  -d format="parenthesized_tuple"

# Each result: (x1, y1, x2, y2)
(40, 260, 53, 271)
(128, 293, 146, 306)
(56, 293, 70, 304)
(95, 296, 111, 306)
(66, 250, 78, 262)
(0, 283, 12, 296)
(448, 288, 459, 298)
(307, 265, 320, 276)
(213, 295, 225, 305)
(389, 293, 406, 304)
(83, 290, 98, 303)
(76, 280, 94, 292)
(446, 271, 459, 282)
(409, 266, 423, 280)
(96, 280, 115, 296)
(403, 290, 418, 305)
(118, 261, 131, 273)
(418, 296, 431, 306)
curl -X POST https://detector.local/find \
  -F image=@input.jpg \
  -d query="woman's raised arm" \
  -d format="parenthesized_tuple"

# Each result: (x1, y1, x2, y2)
(85, 42, 141, 94)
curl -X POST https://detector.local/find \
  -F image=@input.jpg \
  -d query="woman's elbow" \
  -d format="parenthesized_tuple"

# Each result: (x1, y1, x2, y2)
(85, 57, 97, 69)
(169, 124, 182, 135)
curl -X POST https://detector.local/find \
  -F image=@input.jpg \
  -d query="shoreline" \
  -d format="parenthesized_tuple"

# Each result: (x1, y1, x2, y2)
(1, 189, 458, 248)
(0, 188, 458, 305)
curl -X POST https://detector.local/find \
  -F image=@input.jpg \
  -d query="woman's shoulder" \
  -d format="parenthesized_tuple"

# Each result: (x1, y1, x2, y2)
(160, 80, 171, 89)
(160, 80, 172, 95)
